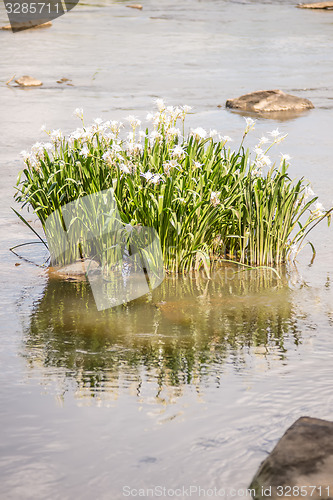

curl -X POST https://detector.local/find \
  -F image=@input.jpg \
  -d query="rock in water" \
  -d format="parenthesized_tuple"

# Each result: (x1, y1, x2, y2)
(250, 417, 333, 500)
(126, 4, 143, 10)
(226, 90, 314, 113)
(15, 76, 43, 87)
(298, 1, 333, 8)
(1, 21, 52, 30)
(48, 260, 100, 281)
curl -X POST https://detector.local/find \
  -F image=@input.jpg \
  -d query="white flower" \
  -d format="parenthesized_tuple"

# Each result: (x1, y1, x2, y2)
(257, 155, 271, 167)
(154, 99, 166, 112)
(139, 130, 147, 140)
(210, 191, 221, 207)
(274, 134, 288, 144)
(107, 120, 123, 134)
(192, 161, 202, 170)
(141, 171, 154, 182)
(146, 113, 154, 122)
(119, 163, 131, 174)
(220, 135, 233, 143)
(304, 186, 315, 200)
(259, 136, 269, 145)
(251, 168, 262, 177)
(94, 118, 103, 125)
(111, 143, 122, 153)
(43, 142, 54, 153)
(315, 201, 325, 212)
(280, 154, 291, 162)
(171, 145, 186, 158)
(102, 150, 117, 165)
(80, 145, 89, 158)
(126, 115, 141, 129)
(253, 146, 264, 156)
(151, 174, 162, 184)
(209, 129, 218, 139)
(269, 128, 280, 138)
(150, 130, 162, 142)
(163, 160, 179, 175)
(166, 127, 181, 140)
(311, 201, 326, 218)
(74, 108, 84, 119)
(181, 105, 192, 115)
(126, 142, 143, 155)
(191, 127, 207, 140)
(244, 117, 256, 133)
(50, 129, 63, 144)
(20, 150, 30, 161)
(40, 124, 47, 133)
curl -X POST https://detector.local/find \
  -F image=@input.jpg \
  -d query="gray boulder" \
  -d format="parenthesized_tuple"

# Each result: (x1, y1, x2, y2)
(250, 417, 333, 499)
(226, 90, 314, 113)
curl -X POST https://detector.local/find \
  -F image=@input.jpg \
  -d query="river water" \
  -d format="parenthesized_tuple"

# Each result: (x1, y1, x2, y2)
(0, 0, 333, 499)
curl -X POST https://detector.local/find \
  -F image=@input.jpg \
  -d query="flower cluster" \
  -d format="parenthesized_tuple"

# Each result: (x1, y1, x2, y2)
(16, 100, 332, 270)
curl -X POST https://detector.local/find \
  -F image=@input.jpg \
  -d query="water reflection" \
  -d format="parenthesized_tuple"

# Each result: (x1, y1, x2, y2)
(21, 266, 302, 399)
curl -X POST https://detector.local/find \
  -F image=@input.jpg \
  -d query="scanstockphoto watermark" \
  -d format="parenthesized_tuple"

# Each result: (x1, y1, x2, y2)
(122, 486, 256, 498)
(45, 188, 165, 311)
(2, 0, 79, 31)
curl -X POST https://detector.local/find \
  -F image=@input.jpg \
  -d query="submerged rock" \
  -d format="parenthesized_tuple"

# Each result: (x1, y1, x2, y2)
(226, 90, 314, 113)
(126, 4, 143, 10)
(48, 259, 100, 281)
(56, 77, 72, 83)
(250, 417, 333, 500)
(1, 20, 52, 31)
(15, 76, 43, 87)
(298, 1, 333, 8)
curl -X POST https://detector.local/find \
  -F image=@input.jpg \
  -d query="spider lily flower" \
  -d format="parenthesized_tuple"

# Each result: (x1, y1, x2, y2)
(163, 160, 179, 175)
(303, 186, 315, 201)
(280, 154, 291, 162)
(274, 134, 288, 145)
(171, 145, 186, 158)
(119, 163, 131, 174)
(139, 130, 147, 140)
(126, 115, 142, 130)
(141, 171, 154, 182)
(269, 128, 280, 138)
(244, 117, 255, 134)
(150, 130, 162, 142)
(181, 105, 192, 120)
(154, 99, 166, 112)
(253, 146, 264, 156)
(80, 145, 90, 158)
(210, 191, 221, 207)
(74, 108, 84, 120)
(192, 161, 203, 170)
(259, 136, 269, 145)
(166, 127, 181, 140)
(190, 127, 207, 140)
(126, 142, 143, 155)
(50, 129, 63, 145)
(313, 202, 326, 217)
(257, 155, 272, 168)
(220, 135, 233, 144)
(151, 174, 162, 184)
(209, 129, 218, 139)
(20, 150, 30, 162)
